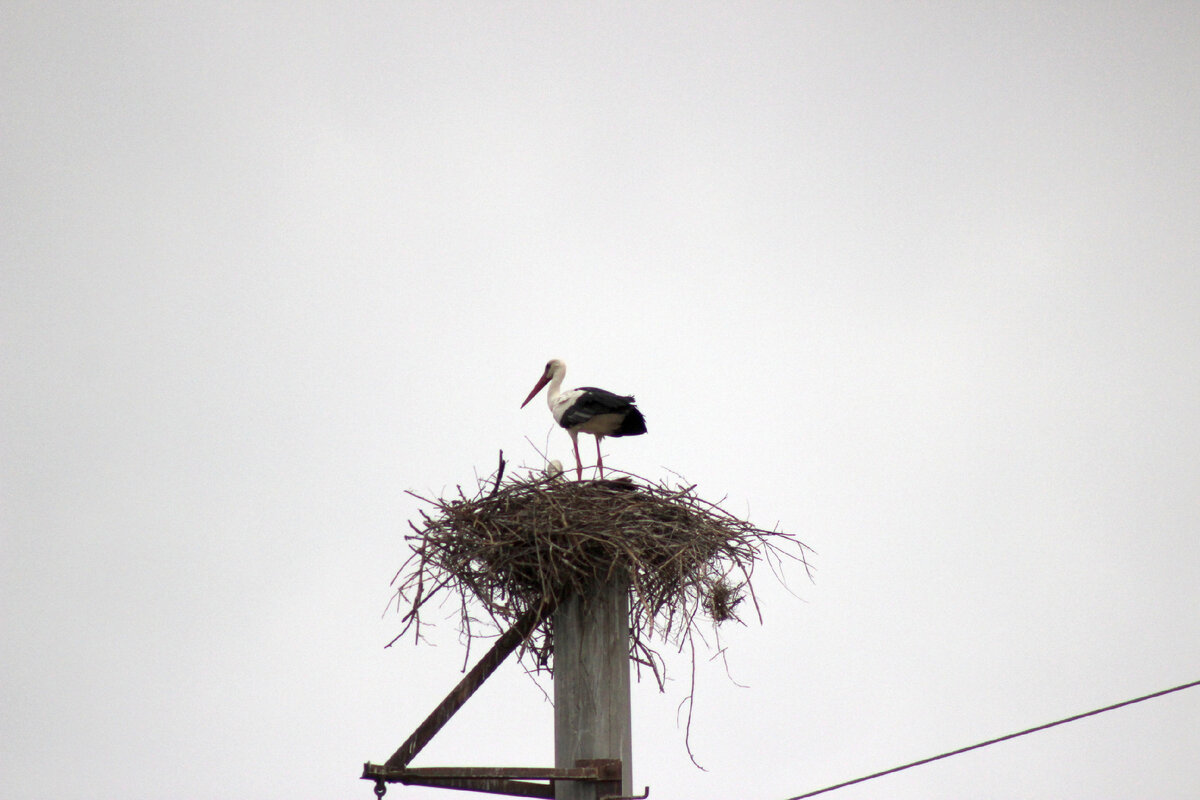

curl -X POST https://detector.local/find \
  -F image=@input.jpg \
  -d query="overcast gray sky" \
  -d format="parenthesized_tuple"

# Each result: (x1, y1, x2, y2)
(4, 3, 1199, 799)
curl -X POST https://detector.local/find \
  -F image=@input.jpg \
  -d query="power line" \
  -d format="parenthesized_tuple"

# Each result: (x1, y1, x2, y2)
(786, 678, 1200, 799)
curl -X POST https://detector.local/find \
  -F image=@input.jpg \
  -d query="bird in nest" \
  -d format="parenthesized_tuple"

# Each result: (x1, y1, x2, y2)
(521, 359, 646, 481)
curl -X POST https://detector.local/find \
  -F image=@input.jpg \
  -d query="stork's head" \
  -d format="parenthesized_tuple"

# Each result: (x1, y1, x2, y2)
(520, 359, 565, 408)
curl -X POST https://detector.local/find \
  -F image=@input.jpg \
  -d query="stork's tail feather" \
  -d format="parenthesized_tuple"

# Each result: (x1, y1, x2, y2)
(613, 407, 647, 436)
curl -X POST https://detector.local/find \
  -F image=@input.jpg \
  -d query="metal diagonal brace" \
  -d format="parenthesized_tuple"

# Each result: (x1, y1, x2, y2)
(362, 599, 556, 791)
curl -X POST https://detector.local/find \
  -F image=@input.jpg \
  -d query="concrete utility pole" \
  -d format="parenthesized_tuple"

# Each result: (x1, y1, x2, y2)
(553, 576, 633, 800)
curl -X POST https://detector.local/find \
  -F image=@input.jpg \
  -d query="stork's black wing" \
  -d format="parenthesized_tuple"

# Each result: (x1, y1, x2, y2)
(560, 387, 647, 436)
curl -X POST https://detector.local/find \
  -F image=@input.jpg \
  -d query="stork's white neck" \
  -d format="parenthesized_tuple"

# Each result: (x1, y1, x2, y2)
(544, 365, 565, 408)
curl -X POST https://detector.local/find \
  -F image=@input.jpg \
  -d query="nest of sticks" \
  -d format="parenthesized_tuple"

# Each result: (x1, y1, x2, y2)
(388, 455, 813, 687)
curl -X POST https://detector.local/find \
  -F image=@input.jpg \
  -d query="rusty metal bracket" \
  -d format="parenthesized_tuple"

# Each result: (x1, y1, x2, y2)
(362, 758, 623, 798)
(602, 787, 650, 800)
(363, 600, 632, 798)
(364, 578, 641, 797)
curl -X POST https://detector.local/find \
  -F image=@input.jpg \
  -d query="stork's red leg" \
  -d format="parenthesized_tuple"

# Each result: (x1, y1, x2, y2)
(594, 435, 604, 478)
(570, 432, 584, 480)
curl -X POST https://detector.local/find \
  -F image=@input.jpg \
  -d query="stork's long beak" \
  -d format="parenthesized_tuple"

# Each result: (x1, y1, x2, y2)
(521, 372, 551, 408)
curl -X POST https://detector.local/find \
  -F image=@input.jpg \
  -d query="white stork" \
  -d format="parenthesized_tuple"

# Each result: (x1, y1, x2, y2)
(520, 359, 647, 480)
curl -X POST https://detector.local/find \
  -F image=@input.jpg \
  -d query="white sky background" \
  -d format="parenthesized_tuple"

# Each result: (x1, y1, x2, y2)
(3, 3, 1199, 798)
